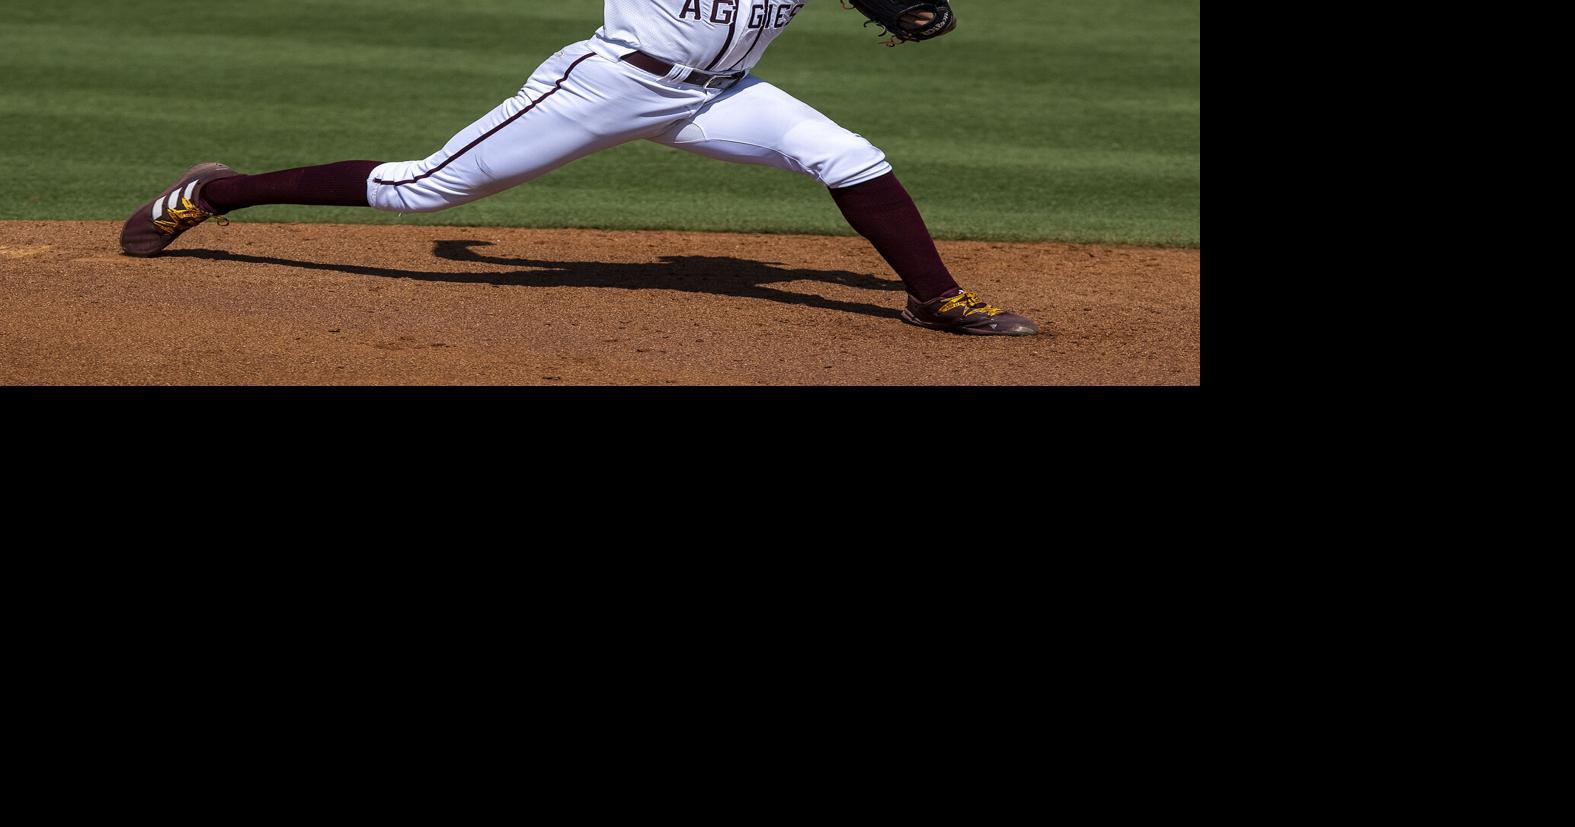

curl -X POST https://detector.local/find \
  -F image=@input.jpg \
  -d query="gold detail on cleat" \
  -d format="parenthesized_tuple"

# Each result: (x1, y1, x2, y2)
(937, 290, 1006, 318)
(152, 196, 214, 236)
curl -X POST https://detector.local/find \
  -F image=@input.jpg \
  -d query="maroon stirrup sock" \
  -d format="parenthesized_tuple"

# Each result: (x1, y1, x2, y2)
(829, 172, 961, 302)
(202, 160, 385, 213)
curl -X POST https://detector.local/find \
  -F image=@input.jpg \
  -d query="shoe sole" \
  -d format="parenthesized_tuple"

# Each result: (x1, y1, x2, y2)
(900, 308, 1040, 336)
(120, 162, 238, 258)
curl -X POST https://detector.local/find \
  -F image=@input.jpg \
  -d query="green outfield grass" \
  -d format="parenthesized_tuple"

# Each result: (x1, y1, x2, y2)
(0, 0, 1200, 245)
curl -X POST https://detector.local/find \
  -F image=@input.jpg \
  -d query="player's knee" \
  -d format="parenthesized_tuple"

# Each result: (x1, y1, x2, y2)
(366, 163, 478, 214)
(788, 125, 892, 189)
(822, 146, 893, 189)
(368, 191, 459, 214)
(388, 196, 459, 215)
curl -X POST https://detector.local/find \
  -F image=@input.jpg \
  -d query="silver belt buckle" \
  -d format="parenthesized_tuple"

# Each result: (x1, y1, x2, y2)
(704, 71, 742, 90)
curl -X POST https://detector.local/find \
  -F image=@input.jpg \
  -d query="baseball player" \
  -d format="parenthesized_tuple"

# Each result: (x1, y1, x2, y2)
(121, 0, 1040, 336)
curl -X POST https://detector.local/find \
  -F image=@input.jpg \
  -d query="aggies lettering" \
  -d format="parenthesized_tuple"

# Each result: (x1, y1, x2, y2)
(677, 1, 806, 29)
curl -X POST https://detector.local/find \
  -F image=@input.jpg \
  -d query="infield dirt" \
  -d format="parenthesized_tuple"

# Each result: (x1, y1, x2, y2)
(1, 221, 1198, 385)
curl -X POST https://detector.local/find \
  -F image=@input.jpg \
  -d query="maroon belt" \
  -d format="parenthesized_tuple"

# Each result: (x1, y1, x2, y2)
(621, 51, 747, 90)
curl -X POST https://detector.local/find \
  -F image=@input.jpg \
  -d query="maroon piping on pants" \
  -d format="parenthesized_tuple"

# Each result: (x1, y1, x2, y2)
(704, 15, 739, 70)
(373, 53, 596, 187)
(727, 22, 770, 72)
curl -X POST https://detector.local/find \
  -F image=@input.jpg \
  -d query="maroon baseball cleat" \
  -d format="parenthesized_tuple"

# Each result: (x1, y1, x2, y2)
(120, 162, 243, 257)
(900, 289, 1041, 336)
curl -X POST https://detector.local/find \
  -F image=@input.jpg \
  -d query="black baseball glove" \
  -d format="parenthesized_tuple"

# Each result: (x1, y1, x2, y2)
(842, 1, 958, 44)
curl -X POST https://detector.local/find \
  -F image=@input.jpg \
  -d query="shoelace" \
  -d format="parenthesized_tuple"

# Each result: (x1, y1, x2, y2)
(153, 196, 228, 236)
(937, 290, 1006, 318)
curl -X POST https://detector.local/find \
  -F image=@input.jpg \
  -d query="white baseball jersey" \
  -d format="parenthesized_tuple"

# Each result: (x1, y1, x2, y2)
(595, 0, 811, 72)
(367, 0, 889, 215)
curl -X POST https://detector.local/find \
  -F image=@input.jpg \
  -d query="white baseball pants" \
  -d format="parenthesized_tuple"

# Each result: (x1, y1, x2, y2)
(367, 41, 893, 214)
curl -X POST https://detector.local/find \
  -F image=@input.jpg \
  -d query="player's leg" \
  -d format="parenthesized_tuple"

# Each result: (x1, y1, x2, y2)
(648, 77, 949, 298)
(122, 48, 682, 256)
(364, 49, 661, 215)
(648, 77, 1037, 334)
(214, 49, 656, 216)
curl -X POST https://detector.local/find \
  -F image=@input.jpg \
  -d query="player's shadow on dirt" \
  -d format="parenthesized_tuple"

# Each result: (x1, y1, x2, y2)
(167, 239, 904, 320)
